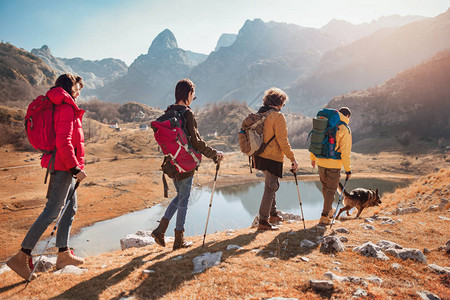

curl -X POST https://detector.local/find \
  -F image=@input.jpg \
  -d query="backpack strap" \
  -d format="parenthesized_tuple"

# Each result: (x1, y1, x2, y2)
(44, 150, 56, 184)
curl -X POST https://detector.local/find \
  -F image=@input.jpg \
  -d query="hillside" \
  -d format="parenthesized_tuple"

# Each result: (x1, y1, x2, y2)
(0, 158, 448, 298)
(326, 50, 450, 153)
(287, 8, 450, 115)
(0, 43, 55, 107)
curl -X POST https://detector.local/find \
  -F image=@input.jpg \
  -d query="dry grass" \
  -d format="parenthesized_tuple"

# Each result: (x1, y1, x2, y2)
(0, 167, 449, 299)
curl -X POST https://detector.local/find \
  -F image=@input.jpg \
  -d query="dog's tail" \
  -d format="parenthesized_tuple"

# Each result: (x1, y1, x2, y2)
(337, 182, 350, 197)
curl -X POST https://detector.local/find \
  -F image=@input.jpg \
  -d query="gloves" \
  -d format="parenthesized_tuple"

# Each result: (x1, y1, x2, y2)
(345, 171, 352, 180)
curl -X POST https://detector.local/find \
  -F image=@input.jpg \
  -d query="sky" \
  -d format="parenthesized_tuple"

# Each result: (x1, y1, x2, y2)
(0, 0, 448, 66)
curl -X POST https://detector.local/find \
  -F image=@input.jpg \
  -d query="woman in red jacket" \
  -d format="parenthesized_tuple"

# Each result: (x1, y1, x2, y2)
(7, 74, 88, 281)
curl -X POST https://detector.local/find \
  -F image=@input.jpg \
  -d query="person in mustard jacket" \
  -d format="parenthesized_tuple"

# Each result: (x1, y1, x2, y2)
(254, 88, 298, 230)
(310, 107, 352, 226)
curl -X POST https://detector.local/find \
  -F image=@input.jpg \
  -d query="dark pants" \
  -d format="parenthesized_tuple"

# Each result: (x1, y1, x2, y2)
(258, 171, 279, 221)
(318, 166, 341, 216)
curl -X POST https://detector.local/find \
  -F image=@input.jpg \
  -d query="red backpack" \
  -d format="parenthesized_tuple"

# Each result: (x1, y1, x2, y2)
(25, 95, 57, 182)
(25, 95, 56, 153)
(151, 107, 201, 175)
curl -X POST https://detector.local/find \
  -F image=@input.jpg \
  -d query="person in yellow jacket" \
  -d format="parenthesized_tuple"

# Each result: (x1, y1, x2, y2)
(310, 107, 352, 226)
(254, 88, 298, 230)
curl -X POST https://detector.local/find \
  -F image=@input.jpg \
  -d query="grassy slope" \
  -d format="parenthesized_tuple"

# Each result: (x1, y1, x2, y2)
(0, 166, 448, 299)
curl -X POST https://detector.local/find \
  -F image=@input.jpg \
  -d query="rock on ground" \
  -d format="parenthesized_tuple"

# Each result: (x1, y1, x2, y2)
(192, 251, 223, 274)
(377, 240, 403, 250)
(34, 255, 56, 272)
(120, 231, 156, 250)
(416, 290, 441, 300)
(393, 207, 421, 215)
(54, 265, 88, 275)
(320, 236, 345, 253)
(384, 248, 427, 264)
(353, 242, 389, 261)
(309, 279, 334, 291)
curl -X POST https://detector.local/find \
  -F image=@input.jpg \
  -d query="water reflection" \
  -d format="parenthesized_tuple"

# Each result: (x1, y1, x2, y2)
(39, 177, 411, 257)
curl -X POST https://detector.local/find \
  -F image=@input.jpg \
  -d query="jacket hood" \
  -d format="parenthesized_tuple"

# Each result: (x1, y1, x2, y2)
(46, 87, 83, 114)
(339, 112, 350, 125)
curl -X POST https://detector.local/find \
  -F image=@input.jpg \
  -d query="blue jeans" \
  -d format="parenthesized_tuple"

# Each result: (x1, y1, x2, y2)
(163, 176, 193, 231)
(21, 171, 77, 250)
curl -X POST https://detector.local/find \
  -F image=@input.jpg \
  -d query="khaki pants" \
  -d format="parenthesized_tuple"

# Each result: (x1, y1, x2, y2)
(318, 166, 341, 216)
(258, 171, 279, 221)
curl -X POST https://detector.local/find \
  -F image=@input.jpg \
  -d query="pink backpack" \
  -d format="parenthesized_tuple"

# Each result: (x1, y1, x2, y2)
(25, 95, 57, 183)
(151, 107, 201, 176)
(25, 95, 56, 153)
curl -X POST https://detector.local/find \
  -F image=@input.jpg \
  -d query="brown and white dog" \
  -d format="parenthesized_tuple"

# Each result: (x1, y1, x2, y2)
(335, 182, 382, 219)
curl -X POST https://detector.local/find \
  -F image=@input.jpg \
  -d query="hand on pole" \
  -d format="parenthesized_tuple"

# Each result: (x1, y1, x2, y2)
(291, 160, 298, 173)
(345, 171, 352, 181)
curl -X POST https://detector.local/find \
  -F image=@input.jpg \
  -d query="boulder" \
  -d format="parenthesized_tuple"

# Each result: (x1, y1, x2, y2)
(309, 279, 334, 291)
(427, 264, 450, 276)
(416, 290, 441, 300)
(34, 256, 56, 272)
(300, 239, 316, 248)
(226, 244, 242, 250)
(120, 232, 155, 250)
(377, 240, 403, 250)
(393, 207, 421, 215)
(385, 248, 427, 264)
(320, 236, 345, 253)
(192, 251, 223, 274)
(353, 242, 389, 261)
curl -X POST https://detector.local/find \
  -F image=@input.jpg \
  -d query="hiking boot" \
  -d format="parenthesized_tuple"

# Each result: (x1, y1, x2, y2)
(269, 212, 283, 224)
(6, 250, 37, 281)
(56, 250, 84, 270)
(328, 207, 336, 219)
(151, 217, 169, 247)
(173, 229, 192, 250)
(257, 219, 279, 231)
(318, 215, 331, 226)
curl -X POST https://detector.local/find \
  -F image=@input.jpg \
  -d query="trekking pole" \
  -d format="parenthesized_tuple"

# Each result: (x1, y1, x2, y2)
(330, 176, 349, 229)
(291, 170, 306, 229)
(202, 162, 220, 248)
(26, 180, 80, 284)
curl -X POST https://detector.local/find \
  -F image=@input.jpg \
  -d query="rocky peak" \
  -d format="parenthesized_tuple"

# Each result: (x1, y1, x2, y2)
(31, 45, 53, 58)
(147, 29, 178, 54)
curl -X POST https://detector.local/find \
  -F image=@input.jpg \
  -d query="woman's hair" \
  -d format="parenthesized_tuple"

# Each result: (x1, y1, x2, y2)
(175, 78, 195, 103)
(54, 73, 84, 97)
(339, 107, 351, 117)
(262, 87, 288, 107)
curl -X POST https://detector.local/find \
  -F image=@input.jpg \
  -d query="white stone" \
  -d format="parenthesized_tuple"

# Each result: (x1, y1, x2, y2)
(120, 233, 155, 250)
(309, 279, 334, 291)
(192, 251, 223, 274)
(0, 264, 11, 275)
(142, 269, 155, 274)
(438, 216, 450, 221)
(34, 255, 56, 272)
(300, 239, 316, 248)
(377, 240, 403, 250)
(428, 264, 450, 276)
(416, 290, 441, 300)
(353, 288, 368, 297)
(54, 265, 88, 275)
(391, 263, 402, 270)
(299, 256, 309, 262)
(320, 236, 345, 253)
(426, 205, 439, 212)
(364, 218, 375, 223)
(226, 244, 242, 250)
(385, 248, 427, 264)
(353, 242, 389, 261)
(393, 207, 421, 215)
(366, 276, 383, 285)
(172, 255, 183, 261)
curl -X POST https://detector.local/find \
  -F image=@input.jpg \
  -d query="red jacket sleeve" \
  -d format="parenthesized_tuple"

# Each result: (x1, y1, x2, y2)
(54, 104, 79, 170)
